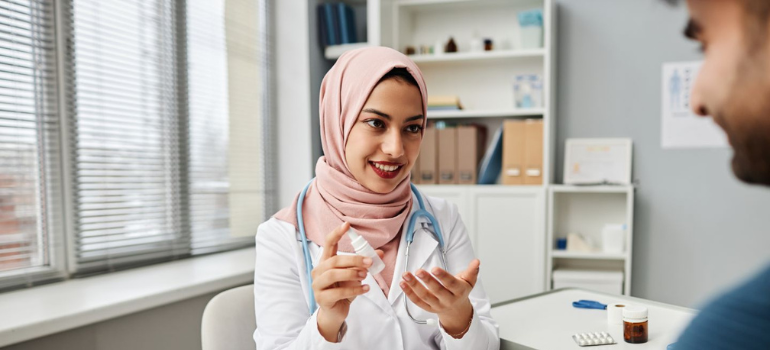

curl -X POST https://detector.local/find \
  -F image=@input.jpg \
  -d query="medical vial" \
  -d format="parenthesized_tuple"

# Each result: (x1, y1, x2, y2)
(622, 306, 648, 344)
(347, 228, 385, 275)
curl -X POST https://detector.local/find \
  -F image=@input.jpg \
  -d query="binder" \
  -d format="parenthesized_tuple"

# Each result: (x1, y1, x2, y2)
(323, 4, 338, 46)
(337, 3, 350, 44)
(524, 119, 544, 185)
(437, 125, 458, 184)
(418, 125, 437, 184)
(478, 126, 503, 184)
(502, 120, 526, 185)
(345, 5, 357, 43)
(457, 125, 485, 184)
(316, 5, 328, 47)
(410, 152, 420, 184)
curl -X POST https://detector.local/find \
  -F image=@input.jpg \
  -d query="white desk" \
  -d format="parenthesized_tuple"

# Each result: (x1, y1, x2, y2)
(491, 288, 697, 350)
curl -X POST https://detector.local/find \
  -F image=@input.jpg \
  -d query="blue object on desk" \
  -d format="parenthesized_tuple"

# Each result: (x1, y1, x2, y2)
(572, 300, 607, 310)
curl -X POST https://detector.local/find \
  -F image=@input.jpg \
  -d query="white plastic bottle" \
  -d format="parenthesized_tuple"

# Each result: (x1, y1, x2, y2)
(347, 228, 385, 275)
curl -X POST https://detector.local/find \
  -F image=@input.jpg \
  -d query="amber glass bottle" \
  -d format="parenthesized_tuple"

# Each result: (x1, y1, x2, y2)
(622, 306, 649, 343)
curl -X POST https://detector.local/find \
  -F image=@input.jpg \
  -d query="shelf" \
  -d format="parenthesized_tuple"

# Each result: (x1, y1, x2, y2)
(396, 0, 529, 13)
(324, 42, 369, 60)
(427, 108, 544, 119)
(551, 251, 627, 260)
(550, 184, 633, 194)
(408, 49, 545, 64)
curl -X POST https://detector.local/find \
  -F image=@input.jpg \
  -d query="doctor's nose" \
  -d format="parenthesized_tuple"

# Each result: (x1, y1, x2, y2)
(381, 131, 405, 158)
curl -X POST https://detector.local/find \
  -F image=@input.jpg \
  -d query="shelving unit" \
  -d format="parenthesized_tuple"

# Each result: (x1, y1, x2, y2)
(427, 108, 544, 119)
(396, 0, 555, 303)
(546, 185, 635, 296)
(309, 0, 635, 303)
(407, 48, 545, 63)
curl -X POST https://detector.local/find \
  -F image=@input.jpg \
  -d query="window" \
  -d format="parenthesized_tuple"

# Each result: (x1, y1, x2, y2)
(0, 0, 65, 289)
(0, 0, 274, 288)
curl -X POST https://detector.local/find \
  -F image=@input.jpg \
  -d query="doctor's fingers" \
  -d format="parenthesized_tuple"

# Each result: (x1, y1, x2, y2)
(316, 284, 370, 305)
(315, 255, 372, 275)
(312, 268, 366, 291)
(457, 259, 481, 288)
(411, 269, 455, 300)
(321, 222, 351, 261)
(401, 274, 444, 308)
(427, 268, 469, 296)
(399, 280, 438, 312)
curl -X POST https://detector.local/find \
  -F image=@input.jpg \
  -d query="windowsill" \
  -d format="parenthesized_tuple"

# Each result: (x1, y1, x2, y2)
(0, 247, 255, 348)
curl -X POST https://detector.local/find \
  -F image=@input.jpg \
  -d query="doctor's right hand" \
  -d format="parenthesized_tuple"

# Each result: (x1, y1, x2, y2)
(312, 222, 374, 342)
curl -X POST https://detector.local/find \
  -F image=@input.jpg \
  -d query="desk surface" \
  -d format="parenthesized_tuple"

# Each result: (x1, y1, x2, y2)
(491, 288, 697, 350)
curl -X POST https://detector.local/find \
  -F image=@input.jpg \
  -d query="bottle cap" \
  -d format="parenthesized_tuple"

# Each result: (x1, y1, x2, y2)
(622, 305, 648, 321)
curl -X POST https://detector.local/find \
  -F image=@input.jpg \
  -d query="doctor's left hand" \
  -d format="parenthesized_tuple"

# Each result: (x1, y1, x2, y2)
(400, 259, 481, 337)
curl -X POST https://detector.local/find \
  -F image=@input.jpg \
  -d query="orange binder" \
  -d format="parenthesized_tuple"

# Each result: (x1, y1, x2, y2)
(524, 119, 543, 185)
(418, 125, 437, 184)
(457, 125, 484, 184)
(437, 126, 458, 184)
(502, 120, 526, 185)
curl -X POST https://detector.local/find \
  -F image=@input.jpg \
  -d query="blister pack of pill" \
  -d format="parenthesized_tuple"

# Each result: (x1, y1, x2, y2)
(571, 332, 616, 347)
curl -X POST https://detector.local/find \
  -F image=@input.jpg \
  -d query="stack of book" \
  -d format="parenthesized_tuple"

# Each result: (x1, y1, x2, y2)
(427, 95, 463, 111)
(317, 3, 358, 47)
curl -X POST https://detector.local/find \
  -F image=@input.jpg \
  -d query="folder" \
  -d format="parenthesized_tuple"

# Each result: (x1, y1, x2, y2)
(502, 120, 526, 185)
(410, 152, 420, 184)
(418, 124, 437, 184)
(437, 125, 458, 184)
(337, 3, 350, 44)
(323, 4, 338, 46)
(457, 125, 485, 185)
(478, 126, 503, 184)
(524, 119, 543, 185)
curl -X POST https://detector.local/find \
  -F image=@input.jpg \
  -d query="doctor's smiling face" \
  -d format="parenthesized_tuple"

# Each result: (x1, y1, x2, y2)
(683, 0, 770, 185)
(345, 69, 424, 194)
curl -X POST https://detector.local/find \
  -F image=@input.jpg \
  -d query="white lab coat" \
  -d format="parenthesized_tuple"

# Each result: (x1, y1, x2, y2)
(253, 191, 500, 350)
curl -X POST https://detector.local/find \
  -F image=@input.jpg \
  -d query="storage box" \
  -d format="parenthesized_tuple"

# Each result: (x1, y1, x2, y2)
(552, 269, 624, 295)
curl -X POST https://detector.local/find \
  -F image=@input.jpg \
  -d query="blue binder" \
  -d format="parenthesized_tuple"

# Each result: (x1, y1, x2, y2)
(337, 3, 349, 44)
(477, 126, 503, 184)
(323, 4, 338, 45)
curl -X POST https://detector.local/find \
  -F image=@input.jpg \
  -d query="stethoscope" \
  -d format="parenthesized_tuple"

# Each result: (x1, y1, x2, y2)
(297, 179, 447, 325)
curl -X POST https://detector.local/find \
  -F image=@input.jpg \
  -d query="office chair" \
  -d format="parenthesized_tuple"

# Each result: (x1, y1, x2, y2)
(201, 284, 256, 350)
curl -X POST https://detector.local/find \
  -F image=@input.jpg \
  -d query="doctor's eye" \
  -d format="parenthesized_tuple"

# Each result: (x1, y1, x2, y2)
(405, 124, 423, 134)
(365, 119, 386, 129)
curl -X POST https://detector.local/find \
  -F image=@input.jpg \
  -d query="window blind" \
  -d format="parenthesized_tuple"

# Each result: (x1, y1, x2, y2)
(68, 0, 188, 274)
(0, 0, 62, 287)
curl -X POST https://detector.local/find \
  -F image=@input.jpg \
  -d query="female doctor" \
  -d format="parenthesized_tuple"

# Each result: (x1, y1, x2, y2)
(254, 46, 499, 349)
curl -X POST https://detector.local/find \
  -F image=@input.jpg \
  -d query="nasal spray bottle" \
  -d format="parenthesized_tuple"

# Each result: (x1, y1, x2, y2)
(347, 228, 385, 275)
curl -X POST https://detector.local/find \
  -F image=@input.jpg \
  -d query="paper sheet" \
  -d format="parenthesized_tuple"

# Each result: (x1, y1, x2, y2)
(661, 61, 728, 149)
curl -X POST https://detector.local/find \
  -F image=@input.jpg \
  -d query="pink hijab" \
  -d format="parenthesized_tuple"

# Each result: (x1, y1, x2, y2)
(273, 47, 428, 295)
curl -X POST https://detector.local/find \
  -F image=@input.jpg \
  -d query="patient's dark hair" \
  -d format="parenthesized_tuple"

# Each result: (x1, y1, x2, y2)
(379, 68, 419, 88)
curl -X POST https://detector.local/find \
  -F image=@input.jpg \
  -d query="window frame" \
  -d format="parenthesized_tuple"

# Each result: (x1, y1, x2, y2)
(0, 0, 275, 292)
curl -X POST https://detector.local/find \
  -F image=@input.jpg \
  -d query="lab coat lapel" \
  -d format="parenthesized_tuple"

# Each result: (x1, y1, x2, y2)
(387, 194, 439, 305)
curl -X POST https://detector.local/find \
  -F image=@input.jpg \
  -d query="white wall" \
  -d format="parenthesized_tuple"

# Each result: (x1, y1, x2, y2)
(275, 0, 314, 208)
(553, 0, 770, 308)
(2, 293, 219, 350)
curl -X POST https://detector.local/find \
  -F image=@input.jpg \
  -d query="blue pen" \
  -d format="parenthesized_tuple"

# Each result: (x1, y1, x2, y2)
(572, 300, 608, 310)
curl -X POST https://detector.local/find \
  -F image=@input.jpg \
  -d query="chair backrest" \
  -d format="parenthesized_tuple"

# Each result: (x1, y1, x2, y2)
(201, 284, 256, 350)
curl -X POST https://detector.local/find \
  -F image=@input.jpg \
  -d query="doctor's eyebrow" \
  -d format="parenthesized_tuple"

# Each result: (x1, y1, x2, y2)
(362, 108, 423, 122)
(683, 18, 702, 40)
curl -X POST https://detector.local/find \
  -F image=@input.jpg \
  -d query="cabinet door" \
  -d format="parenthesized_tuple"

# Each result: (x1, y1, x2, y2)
(473, 188, 545, 304)
(415, 185, 474, 249)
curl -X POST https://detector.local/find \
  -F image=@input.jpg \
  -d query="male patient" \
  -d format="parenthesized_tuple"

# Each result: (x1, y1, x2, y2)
(666, 0, 770, 349)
